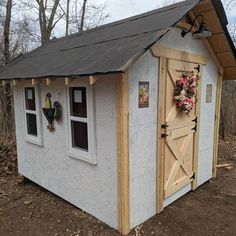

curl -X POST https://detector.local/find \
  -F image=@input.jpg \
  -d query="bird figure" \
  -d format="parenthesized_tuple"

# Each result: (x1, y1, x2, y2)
(44, 92, 52, 109)
(43, 92, 55, 132)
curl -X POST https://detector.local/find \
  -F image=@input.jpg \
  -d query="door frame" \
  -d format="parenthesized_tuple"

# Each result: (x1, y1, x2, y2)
(151, 45, 208, 213)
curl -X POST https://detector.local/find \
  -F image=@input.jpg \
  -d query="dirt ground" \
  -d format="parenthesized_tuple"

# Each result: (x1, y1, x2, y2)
(0, 137, 236, 236)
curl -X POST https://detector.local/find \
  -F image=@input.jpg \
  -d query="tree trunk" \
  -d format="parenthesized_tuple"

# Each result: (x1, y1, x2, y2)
(66, 0, 70, 36)
(220, 80, 236, 137)
(1, 0, 14, 137)
(80, 0, 88, 32)
(3, 0, 13, 64)
(36, 0, 61, 44)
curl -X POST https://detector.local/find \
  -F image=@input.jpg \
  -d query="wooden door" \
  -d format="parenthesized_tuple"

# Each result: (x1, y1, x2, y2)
(162, 59, 200, 199)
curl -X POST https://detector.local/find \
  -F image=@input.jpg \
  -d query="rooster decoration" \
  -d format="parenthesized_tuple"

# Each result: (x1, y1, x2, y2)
(42, 93, 62, 132)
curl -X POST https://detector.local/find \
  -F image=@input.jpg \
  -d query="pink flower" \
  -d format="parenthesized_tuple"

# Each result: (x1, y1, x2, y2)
(189, 87, 196, 94)
(177, 77, 189, 86)
(174, 71, 199, 114)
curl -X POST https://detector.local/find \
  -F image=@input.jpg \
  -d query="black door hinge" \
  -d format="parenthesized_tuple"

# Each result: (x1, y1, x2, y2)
(191, 125, 197, 132)
(161, 133, 169, 138)
(194, 65, 200, 73)
(161, 124, 169, 129)
(192, 117, 198, 123)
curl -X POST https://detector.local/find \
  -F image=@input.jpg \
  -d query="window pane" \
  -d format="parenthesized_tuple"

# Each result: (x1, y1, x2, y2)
(26, 113, 37, 136)
(71, 121, 88, 151)
(25, 87, 36, 111)
(70, 87, 87, 118)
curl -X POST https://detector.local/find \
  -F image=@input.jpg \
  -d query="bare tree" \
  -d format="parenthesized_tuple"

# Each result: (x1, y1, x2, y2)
(65, 0, 70, 35)
(222, 0, 236, 11)
(219, 0, 236, 138)
(228, 22, 236, 45)
(2, 0, 13, 64)
(0, 0, 14, 139)
(223, 0, 236, 44)
(20, 0, 109, 40)
(0, 1, 39, 138)
(21, 0, 65, 44)
(69, 0, 109, 34)
(220, 81, 236, 138)
(36, 0, 64, 44)
(80, 0, 87, 31)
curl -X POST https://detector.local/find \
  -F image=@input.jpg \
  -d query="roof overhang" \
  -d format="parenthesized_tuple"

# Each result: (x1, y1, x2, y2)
(177, 0, 236, 80)
(0, 0, 235, 81)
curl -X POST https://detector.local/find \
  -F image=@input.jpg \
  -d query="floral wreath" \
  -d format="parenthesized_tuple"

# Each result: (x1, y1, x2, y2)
(174, 71, 200, 114)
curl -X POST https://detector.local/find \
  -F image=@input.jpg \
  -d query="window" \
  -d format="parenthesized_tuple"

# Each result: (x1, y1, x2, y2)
(23, 84, 42, 146)
(25, 87, 37, 136)
(70, 87, 88, 151)
(67, 82, 96, 164)
(26, 113, 37, 136)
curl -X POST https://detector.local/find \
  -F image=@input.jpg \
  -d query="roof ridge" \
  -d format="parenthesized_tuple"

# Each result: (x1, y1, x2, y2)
(19, 0, 197, 59)
(60, 28, 170, 53)
(63, 0, 195, 39)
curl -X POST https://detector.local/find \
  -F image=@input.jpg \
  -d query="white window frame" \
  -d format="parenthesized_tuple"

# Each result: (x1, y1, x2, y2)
(66, 79, 96, 165)
(23, 81, 43, 146)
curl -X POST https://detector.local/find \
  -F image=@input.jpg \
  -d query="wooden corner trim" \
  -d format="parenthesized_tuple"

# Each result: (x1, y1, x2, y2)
(191, 65, 203, 190)
(151, 44, 208, 65)
(156, 57, 166, 213)
(212, 74, 223, 178)
(116, 72, 130, 235)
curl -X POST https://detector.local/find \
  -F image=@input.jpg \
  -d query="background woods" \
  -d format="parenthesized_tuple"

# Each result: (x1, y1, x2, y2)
(0, 0, 109, 140)
(220, 81, 236, 137)
(220, 0, 236, 138)
(0, 0, 235, 139)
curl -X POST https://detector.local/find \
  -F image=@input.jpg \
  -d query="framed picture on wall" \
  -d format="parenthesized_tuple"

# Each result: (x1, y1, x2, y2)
(206, 84, 212, 103)
(138, 81, 149, 108)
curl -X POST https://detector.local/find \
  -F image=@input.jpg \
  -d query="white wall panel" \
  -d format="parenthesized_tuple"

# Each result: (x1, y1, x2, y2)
(14, 78, 118, 228)
(129, 51, 159, 228)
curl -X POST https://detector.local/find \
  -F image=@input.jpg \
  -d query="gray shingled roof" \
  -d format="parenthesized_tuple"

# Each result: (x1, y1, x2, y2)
(0, 0, 202, 80)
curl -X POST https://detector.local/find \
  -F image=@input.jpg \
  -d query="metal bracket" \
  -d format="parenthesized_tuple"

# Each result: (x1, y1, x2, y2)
(192, 117, 198, 123)
(161, 133, 168, 138)
(191, 172, 195, 180)
(191, 125, 197, 132)
(161, 124, 169, 129)
(194, 65, 200, 73)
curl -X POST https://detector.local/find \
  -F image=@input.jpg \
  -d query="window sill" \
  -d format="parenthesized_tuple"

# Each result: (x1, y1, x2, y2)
(67, 150, 97, 165)
(26, 137, 43, 147)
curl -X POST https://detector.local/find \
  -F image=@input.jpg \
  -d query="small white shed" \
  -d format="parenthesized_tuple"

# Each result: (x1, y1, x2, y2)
(0, 0, 236, 234)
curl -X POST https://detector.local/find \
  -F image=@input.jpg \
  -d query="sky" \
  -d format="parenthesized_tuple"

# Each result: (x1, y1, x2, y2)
(102, 0, 163, 22)
(98, 0, 236, 23)
(55, 0, 236, 37)
(55, 0, 165, 36)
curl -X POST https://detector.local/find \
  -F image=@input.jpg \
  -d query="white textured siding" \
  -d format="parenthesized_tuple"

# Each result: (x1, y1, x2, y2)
(14, 78, 118, 228)
(129, 51, 159, 228)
